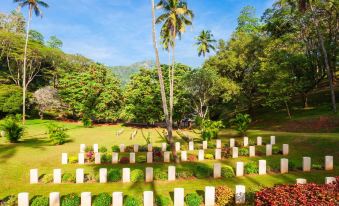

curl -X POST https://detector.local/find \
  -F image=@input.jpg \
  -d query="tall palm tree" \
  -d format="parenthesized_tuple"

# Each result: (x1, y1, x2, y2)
(14, 0, 49, 124)
(195, 30, 216, 58)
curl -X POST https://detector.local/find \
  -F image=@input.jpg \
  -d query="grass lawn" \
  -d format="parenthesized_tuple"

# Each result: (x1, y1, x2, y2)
(0, 119, 338, 203)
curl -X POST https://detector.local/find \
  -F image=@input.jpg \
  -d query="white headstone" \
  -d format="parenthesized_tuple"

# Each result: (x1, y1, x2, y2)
(147, 152, 153, 163)
(148, 144, 153, 152)
(145, 167, 153, 182)
(18, 192, 29, 206)
(213, 163, 221, 178)
(249, 146, 255, 157)
(175, 142, 180, 151)
(325, 177, 336, 184)
(198, 150, 204, 161)
(99, 168, 107, 183)
(49, 192, 60, 206)
(122, 168, 130, 183)
(215, 149, 221, 160)
(30, 169, 38, 184)
(202, 141, 208, 149)
(162, 143, 167, 152)
(174, 188, 184, 206)
(168, 166, 176, 181)
(230, 138, 235, 147)
(205, 186, 215, 206)
(112, 192, 123, 206)
(112, 152, 118, 164)
(235, 185, 245, 204)
(80, 144, 86, 153)
(257, 136, 262, 146)
(296, 178, 307, 184)
(120, 144, 125, 153)
(134, 144, 139, 152)
(266, 144, 272, 156)
(143, 191, 154, 206)
(236, 162, 244, 177)
(61, 153, 68, 165)
(0, 130, 5, 137)
(270, 136, 276, 145)
(181, 151, 187, 162)
(259, 160, 266, 175)
(81, 192, 91, 206)
(53, 169, 61, 184)
(78, 153, 85, 164)
(280, 158, 288, 174)
(93, 144, 99, 153)
(282, 144, 289, 155)
(216, 139, 222, 149)
(303, 157, 311, 172)
(95, 152, 101, 164)
(325, 156, 333, 171)
(164, 151, 170, 163)
(232, 147, 238, 158)
(130, 153, 135, 164)
(243, 137, 248, 147)
(76, 168, 84, 183)
(189, 141, 194, 151)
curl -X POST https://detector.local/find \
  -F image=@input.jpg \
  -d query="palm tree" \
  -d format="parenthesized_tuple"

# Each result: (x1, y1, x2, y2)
(14, 0, 49, 124)
(195, 30, 216, 58)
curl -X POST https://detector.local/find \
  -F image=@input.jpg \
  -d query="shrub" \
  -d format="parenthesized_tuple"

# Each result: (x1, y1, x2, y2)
(188, 154, 197, 162)
(221, 166, 235, 178)
(200, 119, 223, 140)
(61, 193, 80, 206)
(155, 195, 170, 206)
(46, 123, 68, 145)
(82, 117, 92, 128)
(85, 146, 93, 152)
(108, 168, 121, 182)
(139, 145, 148, 152)
(204, 153, 214, 160)
(289, 160, 298, 171)
(184, 193, 203, 206)
(86, 151, 94, 162)
(41, 174, 53, 184)
(231, 113, 251, 135)
(93, 193, 111, 206)
(176, 168, 194, 179)
(215, 186, 234, 206)
(99, 146, 107, 153)
(85, 172, 97, 183)
(272, 146, 281, 154)
(153, 150, 163, 162)
(131, 169, 144, 182)
(312, 164, 323, 170)
(62, 173, 75, 183)
(125, 145, 134, 152)
(101, 153, 112, 163)
(119, 156, 129, 164)
(136, 156, 146, 163)
(69, 156, 78, 164)
(4, 195, 17, 206)
(154, 168, 167, 180)
(0, 84, 22, 115)
(124, 196, 141, 206)
(194, 165, 212, 179)
(245, 161, 258, 174)
(31, 196, 49, 206)
(0, 116, 24, 143)
(239, 147, 249, 156)
(111, 145, 120, 152)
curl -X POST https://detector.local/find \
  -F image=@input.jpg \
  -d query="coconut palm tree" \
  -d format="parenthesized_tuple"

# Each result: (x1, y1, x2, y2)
(14, 0, 49, 124)
(195, 30, 216, 58)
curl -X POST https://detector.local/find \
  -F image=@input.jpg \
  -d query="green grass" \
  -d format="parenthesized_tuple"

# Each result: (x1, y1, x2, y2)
(0, 120, 338, 204)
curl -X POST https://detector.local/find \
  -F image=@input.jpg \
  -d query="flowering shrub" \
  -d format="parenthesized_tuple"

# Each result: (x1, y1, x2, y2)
(119, 156, 129, 164)
(153, 150, 163, 162)
(222, 147, 231, 158)
(215, 186, 234, 206)
(188, 154, 197, 162)
(125, 145, 134, 152)
(255, 177, 339, 206)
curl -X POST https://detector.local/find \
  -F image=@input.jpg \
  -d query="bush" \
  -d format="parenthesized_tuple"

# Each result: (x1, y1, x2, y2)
(82, 117, 92, 128)
(204, 153, 214, 160)
(62, 173, 75, 183)
(272, 145, 281, 154)
(221, 166, 235, 178)
(185, 193, 203, 206)
(231, 113, 251, 135)
(119, 156, 129, 164)
(61, 194, 80, 206)
(86, 151, 95, 162)
(188, 154, 197, 162)
(0, 84, 22, 115)
(108, 168, 121, 182)
(99, 146, 107, 153)
(31, 196, 49, 206)
(0, 116, 24, 143)
(124, 196, 141, 206)
(194, 165, 212, 179)
(101, 153, 112, 163)
(154, 168, 167, 180)
(245, 161, 259, 174)
(215, 186, 234, 206)
(93, 193, 111, 206)
(69, 156, 78, 164)
(200, 119, 223, 140)
(239, 147, 249, 156)
(41, 174, 53, 184)
(85, 146, 93, 152)
(176, 168, 194, 179)
(46, 123, 69, 145)
(136, 156, 146, 163)
(312, 164, 323, 170)
(131, 169, 144, 182)
(4, 195, 17, 206)
(85, 172, 97, 183)
(289, 160, 298, 171)
(155, 195, 170, 206)
(111, 145, 120, 152)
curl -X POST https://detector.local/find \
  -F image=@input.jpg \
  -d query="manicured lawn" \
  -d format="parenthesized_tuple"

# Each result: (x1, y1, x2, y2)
(0, 119, 338, 204)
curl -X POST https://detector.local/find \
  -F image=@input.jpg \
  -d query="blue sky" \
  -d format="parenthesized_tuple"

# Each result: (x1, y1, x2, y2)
(1, 0, 275, 67)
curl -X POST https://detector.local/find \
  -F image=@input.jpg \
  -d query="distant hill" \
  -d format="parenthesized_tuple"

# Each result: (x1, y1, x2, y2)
(110, 60, 155, 85)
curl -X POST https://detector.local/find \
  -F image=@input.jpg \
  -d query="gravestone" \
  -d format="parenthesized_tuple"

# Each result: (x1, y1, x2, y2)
(61, 153, 68, 165)
(232, 147, 238, 158)
(266, 144, 272, 156)
(145, 167, 153, 182)
(53, 169, 61, 184)
(181, 151, 187, 162)
(49, 192, 60, 206)
(143, 191, 154, 206)
(122, 168, 130, 183)
(215, 149, 221, 160)
(243, 137, 249, 147)
(112, 152, 118, 164)
(205, 186, 215, 206)
(236, 162, 244, 177)
(235, 185, 245, 204)
(168, 166, 176, 181)
(174, 188, 184, 206)
(81, 192, 91, 206)
(270, 136, 276, 145)
(213, 163, 221, 178)
(296, 178, 307, 184)
(283, 144, 289, 155)
(257, 136, 262, 146)
(130, 153, 135, 164)
(148, 144, 153, 152)
(93, 144, 99, 153)
(162, 143, 167, 152)
(147, 152, 153, 163)
(325, 177, 336, 184)
(280, 158, 288, 174)
(112, 192, 123, 206)
(164, 151, 170, 163)
(80, 144, 86, 153)
(230, 138, 235, 147)
(134, 144, 139, 152)
(95, 152, 101, 164)
(325, 156, 333, 171)
(99, 168, 107, 183)
(30, 169, 38, 184)
(303, 157, 311, 172)
(0, 130, 5, 138)
(175, 142, 181, 151)
(259, 160, 266, 175)
(78, 153, 85, 164)
(216, 139, 222, 149)
(198, 150, 204, 161)
(203, 141, 208, 149)
(189, 141, 194, 151)
(249, 146, 255, 157)
(18, 192, 29, 206)
(76, 168, 84, 183)
(120, 144, 125, 153)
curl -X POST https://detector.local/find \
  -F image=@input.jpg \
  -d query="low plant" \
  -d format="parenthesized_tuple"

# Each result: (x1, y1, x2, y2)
(221, 166, 235, 178)
(188, 154, 197, 162)
(85, 146, 93, 152)
(176, 168, 194, 179)
(98, 146, 107, 153)
(215, 186, 234, 206)
(204, 153, 214, 160)
(61, 193, 80, 206)
(184, 193, 203, 206)
(289, 160, 298, 171)
(41, 174, 53, 184)
(101, 153, 112, 163)
(194, 165, 212, 179)
(85, 172, 97, 183)
(108, 168, 121, 182)
(155, 195, 170, 206)
(272, 146, 281, 154)
(68, 156, 78, 164)
(111, 145, 120, 152)
(239, 147, 249, 156)
(46, 123, 68, 145)
(86, 151, 94, 162)
(124, 196, 141, 206)
(62, 173, 75, 183)
(0, 116, 24, 143)
(119, 156, 129, 164)
(4, 195, 17, 206)
(312, 164, 323, 170)
(31, 196, 49, 206)
(131, 169, 144, 182)
(245, 161, 259, 174)
(154, 168, 167, 180)
(93, 193, 111, 206)
(136, 156, 146, 163)
(82, 117, 92, 128)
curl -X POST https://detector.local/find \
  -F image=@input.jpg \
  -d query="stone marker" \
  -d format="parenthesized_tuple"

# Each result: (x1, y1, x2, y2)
(249, 146, 255, 157)
(161, 143, 167, 152)
(230, 138, 235, 147)
(213, 163, 221, 178)
(99, 168, 107, 183)
(235, 185, 245, 204)
(120, 144, 125, 153)
(296, 178, 307, 184)
(80, 144, 86, 153)
(259, 160, 266, 175)
(143, 191, 154, 206)
(145, 167, 153, 182)
(325, 156, 333, 171)
(203, 141, 208, 149)
(266, 144, 272, 156)
(236, 162, 244, 177)
(232, 147, 238, 158)
(18, 192, 29, 206)
(53, 169, 61, 184)
(325, 177, 336, 184)
(93, 144, 99, 153)
(174, 188, 184, 206)
(270, 136, 276, 145)
(134, 144, 139, 152)
(189, 141, 194, 151)
(112, 152, 118, 164)
(175, 142, 181, 151)
(280, 158, 288, 174)
(122, 168, 130, 183)
(205, 186, 215, 206)
(78, 153, 85, 164)
(49, 192, 60, 206)
(243, 137, 249, 147)
(164, 151, 170, 163)
(81, 192, 91, 206)
(168, 166, 176, 181)
(147, 152, 153, 163)
(130, 153, 135, 164)
(257, 136, 262, 146)
(112, 192, 123, 206)
(76, 168, 84, 183)
(30, 169, 38, 184)
(181, 151, 187, 161)
(216, 139, 222, 149)
(95, 152, 101, 164)
(61, 153, 68, 164)
(303, 157, 311, 172)
(198, 150, 204, 161)
(148, 144, 153, 152)
(215, 149, 221, 160)
(0, 130, 5, 137)
(283, 144, 289, 155)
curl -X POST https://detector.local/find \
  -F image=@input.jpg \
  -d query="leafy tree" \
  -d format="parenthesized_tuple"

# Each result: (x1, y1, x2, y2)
(195, 30, 216, 58)
(29, 29, 44, 44)
(46, 35, 63, 49)
(33, 86, 64, 119)
(200, 119, 223, 141)
(0, 10, 26, 33)
(0, 84, 22, 116)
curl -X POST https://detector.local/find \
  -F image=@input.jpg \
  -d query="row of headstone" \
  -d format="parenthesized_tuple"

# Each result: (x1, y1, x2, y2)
(230, 136, 276, 148)
(231, 144, 289, 158)
(303, 156, 334, 171)
(296, 176, 336, 185)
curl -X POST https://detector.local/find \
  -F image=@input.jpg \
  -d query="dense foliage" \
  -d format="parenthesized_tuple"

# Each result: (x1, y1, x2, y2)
(0, 116, 24, 142)
(46, 123, 69, 145)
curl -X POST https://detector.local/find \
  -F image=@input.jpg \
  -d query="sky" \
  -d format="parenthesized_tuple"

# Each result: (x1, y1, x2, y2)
(1, 0, 275, 67)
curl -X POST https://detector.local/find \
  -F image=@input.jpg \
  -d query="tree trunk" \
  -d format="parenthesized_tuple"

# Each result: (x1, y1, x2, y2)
(285, 101, 292, 119)
(302, 93, 308, 108)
